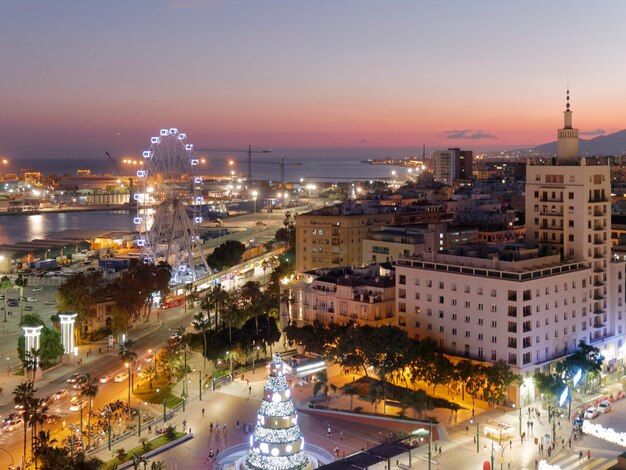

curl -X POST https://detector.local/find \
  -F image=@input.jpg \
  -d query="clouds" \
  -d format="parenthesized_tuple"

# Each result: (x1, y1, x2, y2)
(579, 129, 605, 136)
(442, 129, 497, 140)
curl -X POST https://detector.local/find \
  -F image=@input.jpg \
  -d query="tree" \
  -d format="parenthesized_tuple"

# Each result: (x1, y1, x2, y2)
(27, 397, 48, 467)
(340, 383, 359, 411)
(241, 281, 262, 336)
(119, 339, 137, 412)
(275, 212, 295, 247)
(80, 374, 99, 448)
(454, 360, 475, 401)
(202, 284, 229, 332)
(0, 275, 12, 322)
(312, 371, 329, 400)
(13, 381, 35, 466)
(484, 360, 521, 405)
(207, 240, 246, 270)
(142, 365, 157, 390)
(14, 274, 28, 321)
(17, 325, 64, 371)
(466, 365, 487, 405)
(192, 312, 210, 372)
(56, 271, 104, 342)
(33, 430, 72, 470)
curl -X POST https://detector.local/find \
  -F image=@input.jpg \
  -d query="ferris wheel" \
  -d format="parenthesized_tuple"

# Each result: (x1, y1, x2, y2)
(134, 128, 209, 285)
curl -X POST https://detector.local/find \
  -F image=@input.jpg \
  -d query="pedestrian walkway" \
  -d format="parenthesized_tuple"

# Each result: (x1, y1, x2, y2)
(547, 452, 616, 470)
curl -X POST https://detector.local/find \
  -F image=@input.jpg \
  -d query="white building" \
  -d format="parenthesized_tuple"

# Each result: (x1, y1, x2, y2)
(433, 148, 473, 185)
(396, 94, 626, 405)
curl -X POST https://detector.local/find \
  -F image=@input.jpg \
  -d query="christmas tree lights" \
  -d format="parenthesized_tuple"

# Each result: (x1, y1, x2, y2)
(245, 353, 312, 470)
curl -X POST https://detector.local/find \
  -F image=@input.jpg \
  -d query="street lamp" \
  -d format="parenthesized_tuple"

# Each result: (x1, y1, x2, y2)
(470, 419, 480, 452)
(252, 190, 258, 213)
(226, 351, 233, 376)
(2, 159, 7, 179)
(125, 362, 133, 422)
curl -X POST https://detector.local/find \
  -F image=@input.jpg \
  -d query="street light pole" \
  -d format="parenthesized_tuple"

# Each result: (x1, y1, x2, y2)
(428, 424, 432, 470)
(199, 370, 202, 401)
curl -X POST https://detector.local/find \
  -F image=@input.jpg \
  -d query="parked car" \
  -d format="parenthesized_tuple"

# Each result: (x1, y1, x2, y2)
(598, 400, 612, 414)
(25, 297, 37, 302)
(73, 376, 88, 390)
(32, 286, 44, 292)
(99, 374, 114, 384)
(53, 389, 69, 400)
(114, 372, 129, 383)
(584, 407, 599, 419)
(23, 306, 33, 311)
(144, 353, 154, 363)
(69, 401, 85, 412)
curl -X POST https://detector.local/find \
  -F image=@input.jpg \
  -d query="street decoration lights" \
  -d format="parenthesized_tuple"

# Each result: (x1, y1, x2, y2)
(252, 190, 259, 213)
(59, 313, 77, 358)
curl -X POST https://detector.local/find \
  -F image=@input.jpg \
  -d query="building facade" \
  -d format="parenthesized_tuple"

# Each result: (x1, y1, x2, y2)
(395, 95, 626, 404)
(433, 148, 473, 185)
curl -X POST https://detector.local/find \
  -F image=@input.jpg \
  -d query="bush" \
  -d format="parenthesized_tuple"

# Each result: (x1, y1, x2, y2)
(115, 448, 127, 461)
(353, 406, 363, 414)
(164, 425, 177, 442)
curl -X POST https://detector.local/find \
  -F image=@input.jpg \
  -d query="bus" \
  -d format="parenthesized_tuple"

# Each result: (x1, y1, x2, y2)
(160, 294, 185, 309)
(238, 266, 254, 280)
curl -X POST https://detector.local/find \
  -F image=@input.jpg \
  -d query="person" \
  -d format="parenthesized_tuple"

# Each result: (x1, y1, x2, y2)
(327, 425, 332, 437)
(202, 408, 205, 417)
(333, 447, 339, 457)
(579, 451, 583, 460)
(183, 419, 187, 431)
(249, 386, 252, 394)
(568, 438, 571, 448)
(210, 422, 213, 432)
(439, 447, 442, 456)
(339, 431, 343, 441)
(588, 450, 592, 460)
(223, 422, 227, 432)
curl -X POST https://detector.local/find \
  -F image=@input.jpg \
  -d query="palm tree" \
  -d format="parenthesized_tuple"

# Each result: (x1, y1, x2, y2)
(142, 365, 157, 390)
(0, 275, 12, 322)
(312, 371, 329, 401)
(192, 311, 210, 373)
(261, 258, 272, 284)
(13, 381, 36, 466)
(341, 383, 360, 411)
(367, 381, 384, 415)
(23, 347, 40, 384)
(151, 461, 166, 470)
(118, 339, 137, 413)
(27, 397, 47, 467)
(14, 274, 27, 321)
(208, 284, 229, 331)
(241, 281, 262, 336)
(80, 373, 99, 448)
(222, 302, 244, 344)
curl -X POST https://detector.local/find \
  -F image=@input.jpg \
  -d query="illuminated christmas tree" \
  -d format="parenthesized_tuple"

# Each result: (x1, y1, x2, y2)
(246, 353, 311, 470)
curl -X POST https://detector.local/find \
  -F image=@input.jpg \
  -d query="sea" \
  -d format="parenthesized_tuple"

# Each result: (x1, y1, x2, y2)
(3, 147, 420, 245)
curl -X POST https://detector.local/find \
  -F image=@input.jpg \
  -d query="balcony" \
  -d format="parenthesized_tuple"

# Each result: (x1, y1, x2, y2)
(594, 225, 606, 231)
(594, 239, 604, 245)
(594, 280, 605, 287)
(593, 293, 605, 301)
(592, 321, 605, 329)
(594, 268, 606, 273)
(593, 308, 605, 315)
(540, 209, 563, 216)
(589, 197, 609, 203)
(508, 326, 517, 333)
(523, 326, 532, 333)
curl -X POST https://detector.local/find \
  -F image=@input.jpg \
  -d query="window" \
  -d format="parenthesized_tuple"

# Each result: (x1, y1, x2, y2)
(438, 296, 444, 304)
(569, 220, 574, 228)
(508, 290, 517, 301)
(415, 292, 420, 300)
(464, 301, 471, 308)
(508, 338, 517, 348)
(569, 192, 574, 199)
(478, 303, 484, 311)
(399, 289, 406, 299)
(491, 350, 497, 360)
(438, 282, 444, 289)
(465, 331, 470, 338)
(451, 299, 457, 306)
(464, 286, 470, 293)
(415, 306, 421, 314)
(399, 275, 406, 285)
(439, 326, 444, 333)
(427, 324, 432, 331)
(491, 320, 497, 328)
(426, 280, 432, 287)
(452, 314, 457, 321)
(477, 287, 483, 295)
(478, 333, 483, 340)
(508, 306, 517, 317)
(465, 316, 470, 323)
(491, 336, 497, 343)
(415, 278, 420, 286)
(491, 290, 497, 297)
(426, 294, 432, 302)
(478, 347, 484, 359)
(439, 311, 444, 319)
(478, 318, 484, 325)
(451, 283, 457, 292)
(491, 305, 497, 312)
(427, 308, 432, 316)
(452, 328, 457, 336)
(508, 353, 517, 365)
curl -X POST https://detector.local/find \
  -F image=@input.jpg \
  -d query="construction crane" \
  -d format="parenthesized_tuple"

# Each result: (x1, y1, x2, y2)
(105, 152, 123, 177)
(193, 144, 271, 181)
(255, 154, 302, 184)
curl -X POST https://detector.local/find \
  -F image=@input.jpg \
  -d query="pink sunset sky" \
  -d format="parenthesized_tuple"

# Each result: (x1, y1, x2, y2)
(1, 0, 625, 160)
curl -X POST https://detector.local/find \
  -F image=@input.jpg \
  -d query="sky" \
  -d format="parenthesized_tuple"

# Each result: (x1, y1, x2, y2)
(1, 0, 626, 163)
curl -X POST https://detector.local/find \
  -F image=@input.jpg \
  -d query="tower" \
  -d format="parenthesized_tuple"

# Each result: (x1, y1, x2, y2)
(245, 353, 312, 470)
(556, 90, 580, 164)
(526, 91, 612, 343)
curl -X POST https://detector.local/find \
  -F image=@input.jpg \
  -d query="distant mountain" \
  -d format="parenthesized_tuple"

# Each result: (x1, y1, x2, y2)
(534, 129, 626, 156)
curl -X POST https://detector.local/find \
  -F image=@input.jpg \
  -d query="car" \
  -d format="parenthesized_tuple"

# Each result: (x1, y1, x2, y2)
(67, 373, 81, 384)
(41, 395, 55, 408)
(598, 400, 612, 414)
(73, 376, 88, 390)
(99, 374, 114, 384)
(45, 299, 56, 305)
(144, 353, 154, 363)
(69, 401, 85, 412)
(53, 389, 69, 400)
(32, 286, 44, 292)
(114, 372, 129, 383)
(25, 297, 37, 302)
(3, 414, 23, 432)
(69, 392, 79, 403)
(23, 306, 33, 311)
(584, 407, 600, 419)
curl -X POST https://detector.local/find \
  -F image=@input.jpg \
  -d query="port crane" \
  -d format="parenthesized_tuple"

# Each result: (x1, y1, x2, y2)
(193, 144, 271, 181)
(255, 154, 302, 184)
(104, 152, 134, 195)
